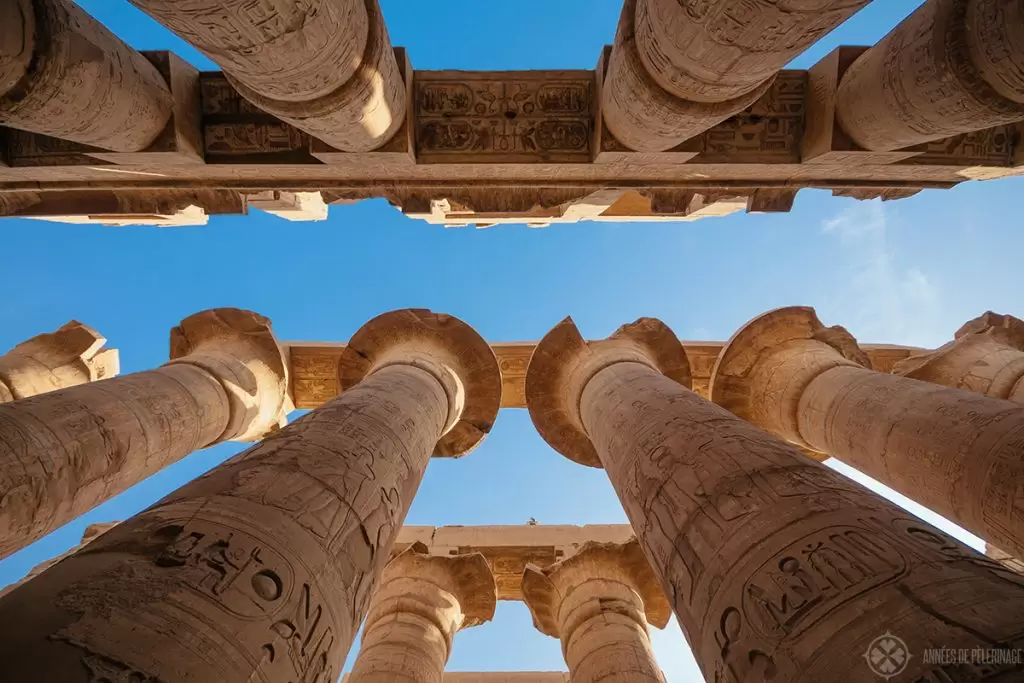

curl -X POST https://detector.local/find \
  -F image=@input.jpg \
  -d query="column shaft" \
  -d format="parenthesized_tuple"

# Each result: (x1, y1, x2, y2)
(129, 0, 406, 151)
(602, 0, 866, 151)
(0, 364, 448, 683)
(0, 363, 229, 558)
(836, 0, 1024, 150)
(0, 0, 172, 151)
(580, 361, 1024, 681)
(798, 364, 1024, 557)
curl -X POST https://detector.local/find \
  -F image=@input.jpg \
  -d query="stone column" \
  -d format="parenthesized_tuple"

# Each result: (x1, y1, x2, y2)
(0, 309, 500, 683)
(0, 308, 290, 559)
(893, 311, 1024, 402)
(0, 521, 118, 598)
(128, 0, 406, 152)
(526, 316, 1024, 682)
(0, 321, 118, 403)
(521, 539, 669, 683)
(603, 0, 868, 151)
(349, 544, 496, 683)
(0, 0, 172, 151)
(710, 306, 1024, 561)
(836, 0, 1024, 151)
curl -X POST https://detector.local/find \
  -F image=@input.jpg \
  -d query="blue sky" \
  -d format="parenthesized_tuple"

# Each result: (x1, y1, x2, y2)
(2, 1, 1023, 680)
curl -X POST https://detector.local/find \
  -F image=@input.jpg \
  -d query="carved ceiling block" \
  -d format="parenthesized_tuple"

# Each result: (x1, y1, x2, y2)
(803, 47, 923, 166)
(87, 52, 204, 166)
(747, 188, 799, 213)
(415, 70, 594, 164)
(311, 48, 416, 167)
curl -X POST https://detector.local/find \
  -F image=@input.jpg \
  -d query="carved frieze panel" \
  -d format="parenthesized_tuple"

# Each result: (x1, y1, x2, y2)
(4, 130, 109, 167)
(415, 71, 594, 163)
(199, 74, 318, 164)
(900, 126, 1016, 168)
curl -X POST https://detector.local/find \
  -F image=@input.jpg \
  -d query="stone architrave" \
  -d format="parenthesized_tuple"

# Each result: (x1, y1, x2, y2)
(0, 321, 118, 403)
(836, 0, 1024, 150)
(0, 308, 290, 559)
(893, 311, 1024, 402)
(521, 539, 669, 683)
(128, 0, 406, 152)
(0, 309, 500, 683)
(348, 544, 497, 683)
(602, 0, 867, 151)
(710, 306, 1024, 560)
(526, 316, 1024, 682)
(0, 0, 172, 151)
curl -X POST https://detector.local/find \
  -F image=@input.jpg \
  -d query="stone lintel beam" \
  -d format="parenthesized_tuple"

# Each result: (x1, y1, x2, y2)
(129, 0, 406, 152)
(0, 0, 172, 151)
(522, 539, 669, 683)
(710, 306, 1024, 559)
(0, 309, 500, 683)
(893, 311, 1024, 402)
(0, 308, 290, 559)
(0, 321, 118, 403)
(349, 544, 497, 683)
(836, 0, 1024, 151)
(526, 315, 1024, 682)
(602, 0, 868, 152)
(286, 340, 919, 413)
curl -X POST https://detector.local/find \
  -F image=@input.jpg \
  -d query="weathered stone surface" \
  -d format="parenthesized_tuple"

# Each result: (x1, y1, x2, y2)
(131, 0, 406, 152)
(349, 546, 496, 683)
(522, 539, 669, 683)
(0, 309, 499, 683)
(710, 306, 1024, 560)
(0, 0, 172, 151)
(527, 316, 1024, 682)
(0, 522, 117, 598)
(0, 308, 288, 559)
(837, 0, 1024, 150)
(894, 311, 1024, 402)
(0, 321, 117, 403)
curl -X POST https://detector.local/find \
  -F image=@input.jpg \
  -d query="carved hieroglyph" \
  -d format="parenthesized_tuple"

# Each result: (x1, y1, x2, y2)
(0, 308, 290, 559)
(129, 0, 406, 151)
(349, 545, 496, 683)
(710, 306, 1024, 560)
(0, 0, 172, 151)
(601, 0, 865, 152)
(0, 321, 118, 403)
(893, 311, 1024, 402)
(526, 316, 1024, 682)
(522, 540, 669, 683)
(0, 309, 500, 683)
(836, 0, 1024, 150)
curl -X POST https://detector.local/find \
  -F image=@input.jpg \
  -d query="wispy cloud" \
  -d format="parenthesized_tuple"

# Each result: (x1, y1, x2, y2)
(820, 200, 945, 347)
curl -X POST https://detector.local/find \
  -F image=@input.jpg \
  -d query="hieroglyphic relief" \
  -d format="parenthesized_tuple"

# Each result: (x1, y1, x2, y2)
(416, 71, 593, 163)
(200, 74, 316, 164)
(4, 130, 110, 167)
(901, 125, 1017, 167)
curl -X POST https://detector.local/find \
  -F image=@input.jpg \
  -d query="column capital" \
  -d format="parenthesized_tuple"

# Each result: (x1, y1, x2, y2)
(0, 321, 119, 402)
(374, 543, 497, 631)
(168, 307, 289, 442)
(338, 309, 501, 457)
(710, 306, 868, 448)
(526, 317, 690, 467)
(521, 539, 670, 639)
(894, 311, 1024, 400)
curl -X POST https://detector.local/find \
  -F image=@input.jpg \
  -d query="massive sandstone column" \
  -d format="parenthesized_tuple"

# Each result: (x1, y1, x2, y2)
(710, 306, 1024, 560)
(348, 544, 496, 683)
(128, 0, 406, 151)
(603, 0, 868, 151)
(0, 320, 118, 403)
(0, 0, 172, 150)
(521, 539, 669, 683)
(893, 311, 1024, 402)
(526, 316, 1024, 682)
(0, 309, 500, 683)
(0, 308, 290, 559)
(836, 0, 1024, 150)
